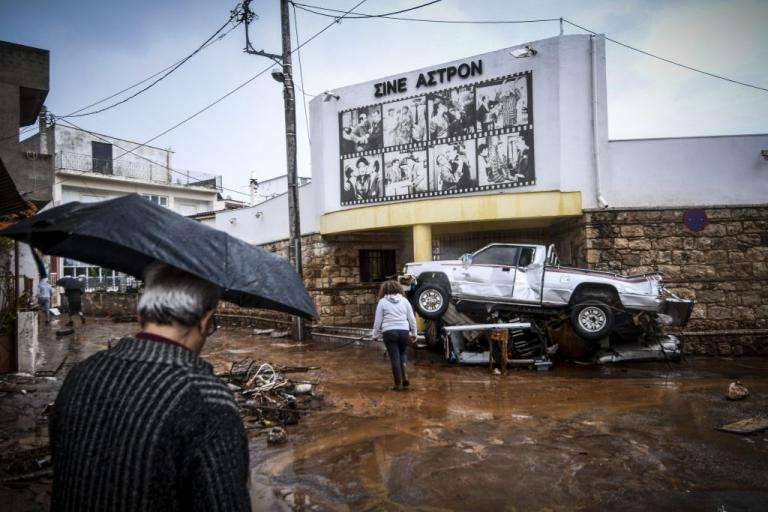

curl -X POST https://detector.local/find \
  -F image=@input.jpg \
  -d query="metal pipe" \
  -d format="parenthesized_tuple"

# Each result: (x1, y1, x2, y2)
(443, 322, 531, 332)
(590, 35, 607, 208)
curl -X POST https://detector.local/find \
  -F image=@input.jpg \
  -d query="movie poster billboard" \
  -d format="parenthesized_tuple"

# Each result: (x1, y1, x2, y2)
(339, 71, 534, 205)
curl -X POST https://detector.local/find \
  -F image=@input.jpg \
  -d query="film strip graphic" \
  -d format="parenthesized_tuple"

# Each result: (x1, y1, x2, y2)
(341, 178, 538, 206)
(339, 71, 534, 206)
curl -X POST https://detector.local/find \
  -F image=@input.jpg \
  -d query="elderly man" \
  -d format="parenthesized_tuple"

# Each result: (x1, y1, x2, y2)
(49, 262, 250, 512)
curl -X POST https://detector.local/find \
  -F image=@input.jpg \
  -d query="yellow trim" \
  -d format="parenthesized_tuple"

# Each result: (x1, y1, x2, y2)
(412, 224, 432, 261)
(320, 191, 582, 234)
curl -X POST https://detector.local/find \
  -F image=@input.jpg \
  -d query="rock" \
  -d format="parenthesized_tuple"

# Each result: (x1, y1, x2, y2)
(267, 426, 288, 445)
(727, 381, 749, 401)
(293, 383, 312, 394)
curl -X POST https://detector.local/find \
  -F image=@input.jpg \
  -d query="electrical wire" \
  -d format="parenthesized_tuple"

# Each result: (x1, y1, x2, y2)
(292, 0, 442, 20)
(58, 14, 243, 119)
(292, 2, 312, 146)
(0, 22, 241, 144)
(292, 2, 558, 24)
(62, 22, 242, 118)
(108, 0, 368, 164)
(562, 18, 768, 94)
(292, 4, 767, 93)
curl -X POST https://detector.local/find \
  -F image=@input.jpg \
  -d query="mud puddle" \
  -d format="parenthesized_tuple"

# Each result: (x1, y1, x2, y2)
(3, 319, 768, 511)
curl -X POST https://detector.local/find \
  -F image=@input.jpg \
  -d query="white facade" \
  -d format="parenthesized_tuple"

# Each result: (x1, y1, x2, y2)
(605, 134, 768, 208)
(310, 34, 608, 214)
(216, 182, 318, 246)
(249, 174, 311, 205)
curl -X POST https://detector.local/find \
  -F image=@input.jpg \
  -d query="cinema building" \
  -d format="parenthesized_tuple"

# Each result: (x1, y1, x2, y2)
(218, 34, 768, 355)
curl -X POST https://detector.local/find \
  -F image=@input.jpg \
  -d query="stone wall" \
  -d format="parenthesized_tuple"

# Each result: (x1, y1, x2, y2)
(82, 292, 138, 317)
(584, 206, 768, 354)
(223, 231, 410, 328)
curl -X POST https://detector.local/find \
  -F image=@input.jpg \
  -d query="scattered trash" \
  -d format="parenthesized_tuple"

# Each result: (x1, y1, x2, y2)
(293, 383, 313, 395)
(111, 315, 137, 323)
(218, 359, 322, 431)
(0, 446, 52, 484)
(55, 328, 74, 337)
(269, 330, 291, 338)
(267, 426, 288, 445)
(253, 328, 274, 335)
(726, 381, 749, 401)
(48, 307, 61, 316)
(716, 417, 768, 435)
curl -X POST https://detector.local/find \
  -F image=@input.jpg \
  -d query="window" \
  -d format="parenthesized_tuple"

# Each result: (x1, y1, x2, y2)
(472, 245, 520, 266)
(359, 250, 396, 283)
(61, 259, 122, 291)
(91, 141, 113, 174)
(518, 247, 535, 267)
(143, 194, 168, 207)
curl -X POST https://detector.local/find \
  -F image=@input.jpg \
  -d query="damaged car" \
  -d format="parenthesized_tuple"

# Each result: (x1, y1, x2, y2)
(401, 243, 693, 364)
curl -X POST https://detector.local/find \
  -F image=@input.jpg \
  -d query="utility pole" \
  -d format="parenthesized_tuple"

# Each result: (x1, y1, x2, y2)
(240, 0, 305, 340)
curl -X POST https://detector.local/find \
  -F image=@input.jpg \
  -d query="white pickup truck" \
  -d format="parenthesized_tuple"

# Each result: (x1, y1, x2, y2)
(401, 243, 693, 341)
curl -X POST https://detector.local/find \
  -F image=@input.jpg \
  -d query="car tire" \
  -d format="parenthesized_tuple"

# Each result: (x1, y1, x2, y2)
(413, 283, 450, 319)
(570, 301, 614, 341)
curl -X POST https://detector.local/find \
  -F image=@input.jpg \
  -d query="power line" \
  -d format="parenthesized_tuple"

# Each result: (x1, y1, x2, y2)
(292, 2, 558, 24)
(292, 2, 311, 146)
(58, 13, 242, 119)
(108, 0, 368, 164)
(562, 18, 768, 94)
(292, 0, 442, 20)
(62, 23, 242, 118)
(292, 4, 767, 93)
(0, 22, 241, 144)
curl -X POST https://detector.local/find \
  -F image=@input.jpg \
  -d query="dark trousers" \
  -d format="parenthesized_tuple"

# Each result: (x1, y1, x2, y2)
(383, 330, 409, 386)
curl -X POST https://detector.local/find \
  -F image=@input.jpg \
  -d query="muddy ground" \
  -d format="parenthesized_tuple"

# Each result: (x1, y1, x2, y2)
(1, 318, 767, 511)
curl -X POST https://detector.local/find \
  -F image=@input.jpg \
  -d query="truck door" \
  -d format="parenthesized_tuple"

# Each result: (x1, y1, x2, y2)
(459, 245, 520, 301)
(512, 246, 543, 304)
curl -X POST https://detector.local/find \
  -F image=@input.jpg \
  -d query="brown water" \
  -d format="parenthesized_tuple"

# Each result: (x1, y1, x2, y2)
(6, 319, 768, 511)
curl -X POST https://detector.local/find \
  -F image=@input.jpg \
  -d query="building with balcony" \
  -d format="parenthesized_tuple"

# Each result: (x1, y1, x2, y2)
(20, 124, 223, 290)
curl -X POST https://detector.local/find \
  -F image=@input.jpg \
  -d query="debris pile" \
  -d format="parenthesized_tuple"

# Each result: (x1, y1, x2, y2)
(219, 359, 322, 439)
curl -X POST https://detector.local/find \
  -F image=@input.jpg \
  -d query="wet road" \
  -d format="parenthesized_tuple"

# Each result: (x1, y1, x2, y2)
(3, 318, 768, 511)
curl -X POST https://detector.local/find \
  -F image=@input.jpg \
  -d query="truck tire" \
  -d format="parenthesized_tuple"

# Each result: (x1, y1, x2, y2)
(570, 301, 614, 341)
(413, 283, 450, 319)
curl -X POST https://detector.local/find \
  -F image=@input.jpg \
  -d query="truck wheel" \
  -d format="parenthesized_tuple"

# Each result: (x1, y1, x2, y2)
(570, 301, 614, 341)
(414, 283, 450, 319)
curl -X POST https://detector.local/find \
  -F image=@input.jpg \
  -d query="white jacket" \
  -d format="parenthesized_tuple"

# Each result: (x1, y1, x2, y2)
(372, 294, 417, 339)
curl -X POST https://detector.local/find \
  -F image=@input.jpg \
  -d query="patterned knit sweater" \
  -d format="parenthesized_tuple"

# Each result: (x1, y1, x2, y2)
(49, 336, 250, 512)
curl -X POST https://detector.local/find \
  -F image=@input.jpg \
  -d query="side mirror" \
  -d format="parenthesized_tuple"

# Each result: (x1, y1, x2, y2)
(460, 253, 473, 269)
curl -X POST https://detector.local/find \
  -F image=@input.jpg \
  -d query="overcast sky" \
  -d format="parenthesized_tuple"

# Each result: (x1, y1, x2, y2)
(2, 0, 766, 199)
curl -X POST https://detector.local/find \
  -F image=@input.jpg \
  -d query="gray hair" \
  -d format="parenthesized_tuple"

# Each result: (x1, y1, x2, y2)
(137, 262, 221, 327)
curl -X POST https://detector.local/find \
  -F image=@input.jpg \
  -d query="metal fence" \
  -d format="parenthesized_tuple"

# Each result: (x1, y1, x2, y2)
(55, 152, 222, 191)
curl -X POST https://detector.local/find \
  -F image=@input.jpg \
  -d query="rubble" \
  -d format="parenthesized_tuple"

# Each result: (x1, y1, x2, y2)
(218, 358, 322, 433)
(727, 381, 749, 401)
(267, 427, 288, 445)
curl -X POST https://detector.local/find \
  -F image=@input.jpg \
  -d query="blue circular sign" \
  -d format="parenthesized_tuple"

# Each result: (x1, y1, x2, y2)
(683, 209, 708, 232)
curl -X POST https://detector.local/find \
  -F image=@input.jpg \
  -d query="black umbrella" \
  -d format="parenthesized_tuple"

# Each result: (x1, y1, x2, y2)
(57, 277, 85, 290)
(0, 194, 316, 318)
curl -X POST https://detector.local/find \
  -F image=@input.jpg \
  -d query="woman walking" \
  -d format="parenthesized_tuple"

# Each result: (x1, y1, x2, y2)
(372, 280, 417, 391)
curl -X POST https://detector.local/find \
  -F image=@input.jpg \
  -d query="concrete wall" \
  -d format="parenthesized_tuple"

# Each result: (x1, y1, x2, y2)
(215, 182, 319, 246)
(53, 125, 171, 169)
(310, 34, 608, 216)
(0, 41, 52, 205)
(54, 174, 217, 213)
(605, 135, 768, 208)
